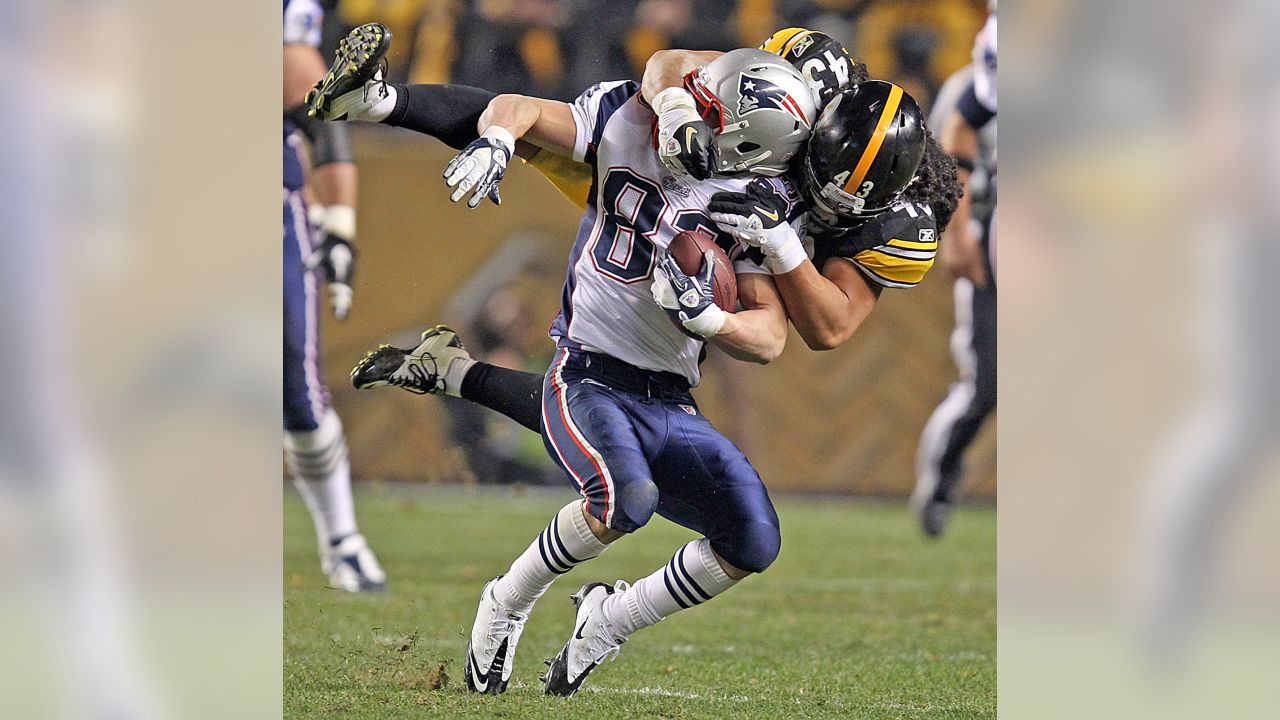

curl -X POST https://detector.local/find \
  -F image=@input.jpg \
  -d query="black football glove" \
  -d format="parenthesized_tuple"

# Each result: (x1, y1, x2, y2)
(649, 251, 726, 339)
(708, 183, 807, 274)
(654, 88, 718, 180)
(305, 205, 358, 321)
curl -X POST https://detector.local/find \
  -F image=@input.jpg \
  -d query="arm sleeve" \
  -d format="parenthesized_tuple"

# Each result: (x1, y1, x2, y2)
(568, 80, 640, 163)
(283, 0, 323, 47)
(284, 106, 354, 166)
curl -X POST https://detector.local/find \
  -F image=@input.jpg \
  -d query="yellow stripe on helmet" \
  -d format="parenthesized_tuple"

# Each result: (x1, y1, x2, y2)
(842, 83, 904, 194)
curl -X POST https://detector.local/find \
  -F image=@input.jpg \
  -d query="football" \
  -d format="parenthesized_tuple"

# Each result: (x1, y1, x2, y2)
(668, 230, 737, 311)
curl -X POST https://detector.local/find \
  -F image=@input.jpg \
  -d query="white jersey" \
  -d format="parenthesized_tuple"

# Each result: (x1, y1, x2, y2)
(551, 80, 782, 386)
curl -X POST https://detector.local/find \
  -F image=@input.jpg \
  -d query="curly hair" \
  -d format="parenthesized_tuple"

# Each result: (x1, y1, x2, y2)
(902, 127, 962, 232)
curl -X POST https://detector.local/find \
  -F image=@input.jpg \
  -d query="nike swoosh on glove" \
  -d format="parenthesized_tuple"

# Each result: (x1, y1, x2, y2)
(650, 251, 726, 339)
(306, 204, 358, 320)
(653, 88, 717, 180)
(444, 126, 515, 208)
(708, 183, 808, 274)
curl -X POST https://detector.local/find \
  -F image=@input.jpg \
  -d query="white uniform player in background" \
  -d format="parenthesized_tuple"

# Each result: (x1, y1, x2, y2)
(912, 8, 998, 537)
(283, 0, 386, 591)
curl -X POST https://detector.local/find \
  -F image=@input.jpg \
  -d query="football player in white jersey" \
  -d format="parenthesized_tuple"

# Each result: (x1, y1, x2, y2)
(309, 21, 957, 691)
(432, 49, 819, 696)
(283, 2, 385, 591)
(912, 10, 998, 538)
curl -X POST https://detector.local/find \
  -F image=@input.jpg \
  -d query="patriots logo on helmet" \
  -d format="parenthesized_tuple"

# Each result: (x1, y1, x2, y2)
(736, 71, 810, 127)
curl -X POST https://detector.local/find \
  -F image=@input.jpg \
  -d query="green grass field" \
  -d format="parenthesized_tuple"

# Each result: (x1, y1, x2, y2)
(285, 485, 995, 719)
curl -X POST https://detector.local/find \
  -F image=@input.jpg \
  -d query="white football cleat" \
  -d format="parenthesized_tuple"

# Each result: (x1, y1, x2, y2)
(350, 325, 471, 396)
(541, 581, 630, 696)
(464, 577, 528, 695)
(327, 533, 387, 592)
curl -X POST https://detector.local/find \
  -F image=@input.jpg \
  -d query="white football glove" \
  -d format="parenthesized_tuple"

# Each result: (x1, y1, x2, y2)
(653, 87, 717, 180)
(708, 185, 808, 274)
(306, 204, 357, 320)
(650, 252, 726, 339)
(443, 126, 515, 208)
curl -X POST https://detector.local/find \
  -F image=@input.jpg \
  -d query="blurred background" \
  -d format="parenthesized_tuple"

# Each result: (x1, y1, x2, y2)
(314, 0, 995, 499)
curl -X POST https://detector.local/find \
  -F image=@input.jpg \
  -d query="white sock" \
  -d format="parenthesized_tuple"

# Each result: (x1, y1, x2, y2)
(361, 82, 398, 122)
(442, 355, 476, 398)
(493, 500, 608, 613)
(603, 538, 739, 636)
(285, 409, 358, 547)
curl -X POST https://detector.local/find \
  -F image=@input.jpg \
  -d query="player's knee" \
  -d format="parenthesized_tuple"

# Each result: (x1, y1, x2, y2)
(608, 479, 660, 533)
(718, 521, 782, 574)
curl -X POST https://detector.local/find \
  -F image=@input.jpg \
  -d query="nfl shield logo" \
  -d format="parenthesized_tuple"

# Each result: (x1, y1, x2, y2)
(679, 404, 697, 416)
(736, 71, 810, 127)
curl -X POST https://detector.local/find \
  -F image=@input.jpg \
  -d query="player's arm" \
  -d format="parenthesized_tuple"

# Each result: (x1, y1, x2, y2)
(709, 183, 885, 350)
(477, 95, 578, 157)
(650, 253, 787, 365)
(641, 50, 723, 179)
(442, 93, 578, 208)
(286, 41, 360, 319)
(938, 100, 987, 287)
(641, 49, 722, 104)
(772, 259, 880, 351)
(713, 273, 789, 364)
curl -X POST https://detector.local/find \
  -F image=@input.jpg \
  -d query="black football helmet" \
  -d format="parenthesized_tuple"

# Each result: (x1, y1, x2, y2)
(759, 28, 861, 106)
(802, 81, 925, 221)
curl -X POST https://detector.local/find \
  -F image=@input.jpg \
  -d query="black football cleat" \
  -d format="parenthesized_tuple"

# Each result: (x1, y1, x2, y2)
(350, 325, 469, 395)
(306, 22, 393, 120)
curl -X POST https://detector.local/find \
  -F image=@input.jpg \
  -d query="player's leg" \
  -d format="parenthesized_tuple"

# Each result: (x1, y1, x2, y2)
(305, 23, 495, 145)
(543, 402, 779, 696)
(351, 326, 544, 432)
(912, 275, 997, 537)
(466, 350, 656, 694)
(283, 192, 386, 592)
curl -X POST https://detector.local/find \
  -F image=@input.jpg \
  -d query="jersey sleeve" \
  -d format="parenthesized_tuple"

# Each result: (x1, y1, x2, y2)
(523, 150, 594, 210)
(283, 0, 324, 47)
(817, 202, 938, 288)
(569, 80, 640, 164)
(971, 15, 997, 114)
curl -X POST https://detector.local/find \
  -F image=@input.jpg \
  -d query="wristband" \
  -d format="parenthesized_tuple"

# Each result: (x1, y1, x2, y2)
(481, 125, 517, 152)
(323, 204, 356, 240)
(652, 86, 698, 115)
(763, 224, 807, 274)
(687, 303, 727, 338)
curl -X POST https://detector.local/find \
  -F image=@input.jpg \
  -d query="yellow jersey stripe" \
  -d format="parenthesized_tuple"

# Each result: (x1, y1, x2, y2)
(843, 84, 904, 193)
(885, 237, 938, 251)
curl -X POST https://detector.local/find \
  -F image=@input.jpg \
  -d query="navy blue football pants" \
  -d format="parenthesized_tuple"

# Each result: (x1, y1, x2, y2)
(540, 348, 781, 573)
(283, 189, 329, 432)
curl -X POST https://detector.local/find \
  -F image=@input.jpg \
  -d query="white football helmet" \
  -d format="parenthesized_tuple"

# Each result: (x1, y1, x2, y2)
(683, 48, 817, 177)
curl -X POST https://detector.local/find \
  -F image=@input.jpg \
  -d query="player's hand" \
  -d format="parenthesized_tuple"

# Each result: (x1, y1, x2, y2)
(306, 204, 358, 320)
(443, 126, 515, 208)
(653, 88, 716, 180)
(650, 252, 726, 339)
(941, 220, 989, 287)
(708, 184, 807, 274)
